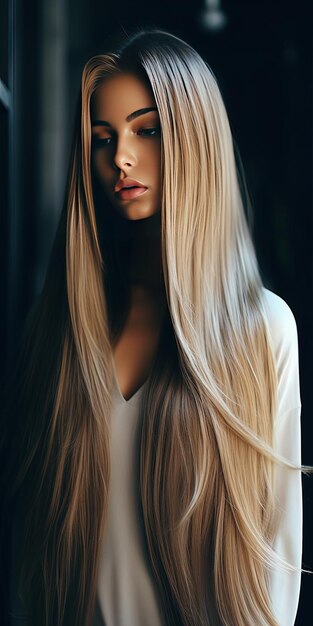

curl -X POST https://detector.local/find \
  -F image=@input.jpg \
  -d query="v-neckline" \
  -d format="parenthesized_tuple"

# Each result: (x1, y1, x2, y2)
(112, 358, 149, 404)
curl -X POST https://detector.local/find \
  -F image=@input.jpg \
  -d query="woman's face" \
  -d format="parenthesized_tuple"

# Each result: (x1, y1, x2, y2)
(91, 72, 162, 221)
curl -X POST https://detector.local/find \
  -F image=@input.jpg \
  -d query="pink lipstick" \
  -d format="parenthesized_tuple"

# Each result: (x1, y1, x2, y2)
(114, 177, 147, 201)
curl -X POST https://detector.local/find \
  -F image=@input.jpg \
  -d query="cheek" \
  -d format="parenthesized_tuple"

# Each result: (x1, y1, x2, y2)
(144, 144, 161, 186)
(92, 152, 112, 187)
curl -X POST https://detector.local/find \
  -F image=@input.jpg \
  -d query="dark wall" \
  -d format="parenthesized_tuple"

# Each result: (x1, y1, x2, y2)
(2, 0, 312, 623)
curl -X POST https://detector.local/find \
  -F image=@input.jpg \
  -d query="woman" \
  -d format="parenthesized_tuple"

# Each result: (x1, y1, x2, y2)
(5, 29, 302, 626)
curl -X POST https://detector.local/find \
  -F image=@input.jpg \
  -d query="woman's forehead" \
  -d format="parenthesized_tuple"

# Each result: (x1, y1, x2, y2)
(91, 73, 157, 122)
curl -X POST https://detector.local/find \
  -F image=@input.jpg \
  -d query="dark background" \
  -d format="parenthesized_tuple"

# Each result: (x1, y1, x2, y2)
(1, 0, 312, 623)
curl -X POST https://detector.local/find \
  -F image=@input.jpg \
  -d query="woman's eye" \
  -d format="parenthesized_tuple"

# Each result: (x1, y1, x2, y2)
(137, 127, 160, 137)
(92, 137, 112, 148)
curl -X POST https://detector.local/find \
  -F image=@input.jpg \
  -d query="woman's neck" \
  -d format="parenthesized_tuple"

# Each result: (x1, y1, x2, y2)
(110, 211, 168, 351)
(128, 211, 166, 299)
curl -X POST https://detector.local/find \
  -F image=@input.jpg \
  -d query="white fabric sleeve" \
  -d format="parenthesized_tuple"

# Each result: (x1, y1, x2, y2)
(262, 289, 302, 626)
(270, 405, 302, 626)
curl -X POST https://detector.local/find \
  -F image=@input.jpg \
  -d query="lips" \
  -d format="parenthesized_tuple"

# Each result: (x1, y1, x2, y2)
(114, 177, 147, 201)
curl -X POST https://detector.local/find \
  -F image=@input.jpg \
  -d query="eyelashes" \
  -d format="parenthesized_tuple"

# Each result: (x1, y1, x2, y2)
(92, 127, 161, 149)
(92, 137, 112, 148)
(137, 127, 160, 137)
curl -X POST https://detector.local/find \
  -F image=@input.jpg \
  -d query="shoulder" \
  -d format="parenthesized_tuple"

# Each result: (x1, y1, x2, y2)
(260, 288, 298, 345)
(260, 288, 301, 414)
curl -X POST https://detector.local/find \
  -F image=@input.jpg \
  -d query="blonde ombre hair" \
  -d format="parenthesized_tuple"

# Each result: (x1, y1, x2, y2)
(5, 30, 298, 626)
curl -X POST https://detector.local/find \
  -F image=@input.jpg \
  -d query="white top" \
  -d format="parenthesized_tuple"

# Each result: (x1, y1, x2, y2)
(95, 288, 302, 626)
(95, 380, 163, 626)
(263, 289, 302, 625)
(9, 288, 302, 626)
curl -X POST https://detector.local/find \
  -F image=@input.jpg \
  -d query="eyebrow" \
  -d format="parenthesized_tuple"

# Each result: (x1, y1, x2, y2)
(91, 107, 158, 127)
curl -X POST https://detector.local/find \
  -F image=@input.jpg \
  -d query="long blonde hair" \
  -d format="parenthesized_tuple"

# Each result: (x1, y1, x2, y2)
(6, 30, 294, 626)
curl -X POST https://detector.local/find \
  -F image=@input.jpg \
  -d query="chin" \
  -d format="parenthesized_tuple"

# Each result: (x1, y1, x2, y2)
(117, 205, 160, 221)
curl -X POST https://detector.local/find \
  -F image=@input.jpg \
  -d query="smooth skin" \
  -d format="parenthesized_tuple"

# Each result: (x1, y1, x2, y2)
(91, 73, 167, 400)
(91, 72, 162, 221)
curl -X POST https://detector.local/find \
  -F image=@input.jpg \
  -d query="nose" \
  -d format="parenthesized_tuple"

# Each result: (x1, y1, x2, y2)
(113, 135, 137, 170)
